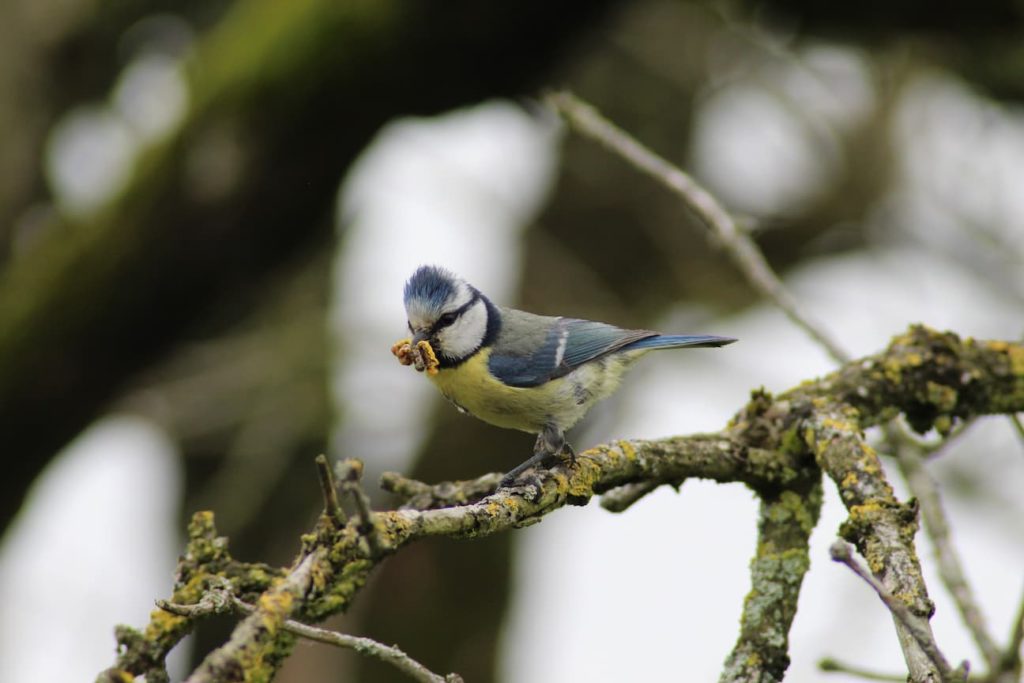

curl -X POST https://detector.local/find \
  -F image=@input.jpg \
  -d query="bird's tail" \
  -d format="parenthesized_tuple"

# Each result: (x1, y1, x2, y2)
(623, 334, 737, 351)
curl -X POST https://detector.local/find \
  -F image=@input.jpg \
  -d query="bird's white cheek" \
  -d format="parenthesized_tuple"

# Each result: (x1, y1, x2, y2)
(437, 301, 487, 360)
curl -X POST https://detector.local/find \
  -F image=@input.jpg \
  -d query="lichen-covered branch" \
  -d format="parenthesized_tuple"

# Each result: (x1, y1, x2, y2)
(894, 437, 1001, 671)
(720, 476, 822, 683)
(828, 541, 966, 681)
(545, 90, 1023, 680)
(786, 328, 1023, 434)
(816, 423, 944, 681)
(183, 546, 332, 683)
(792, 327, 1022, 681)
(158, 587, 461, 683)
(99, 326, 1024, 682)
(96, 513, 283, 683)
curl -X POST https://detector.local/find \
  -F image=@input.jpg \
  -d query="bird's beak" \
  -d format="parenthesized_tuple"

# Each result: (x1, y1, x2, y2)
(411, 331, 429, 346)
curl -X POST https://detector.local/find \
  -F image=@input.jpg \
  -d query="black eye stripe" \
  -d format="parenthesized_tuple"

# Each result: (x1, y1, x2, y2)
(430, 294, 478, 334)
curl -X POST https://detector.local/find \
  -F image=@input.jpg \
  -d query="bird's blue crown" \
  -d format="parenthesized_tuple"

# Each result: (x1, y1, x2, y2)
(404, 265, 458, 311)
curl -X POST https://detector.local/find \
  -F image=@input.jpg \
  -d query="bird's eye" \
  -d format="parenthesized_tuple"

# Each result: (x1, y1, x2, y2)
(437, 312, 458, 328)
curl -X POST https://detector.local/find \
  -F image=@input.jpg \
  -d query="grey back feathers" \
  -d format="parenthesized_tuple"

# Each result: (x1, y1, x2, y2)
(489, 313, 663, 388)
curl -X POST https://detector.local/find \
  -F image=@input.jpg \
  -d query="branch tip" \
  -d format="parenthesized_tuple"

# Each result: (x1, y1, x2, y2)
(830, 538, 957, 681)
(891, 434, 1000, 670)
(381, 471, 503, 510)
(599, 480, 663, 512)
(315, 454, 347, 526)
(231, 596, 456, 682)
(337, 458, 382, 556)
(546, 89, 848, 364)
(818, 657, 906, 681)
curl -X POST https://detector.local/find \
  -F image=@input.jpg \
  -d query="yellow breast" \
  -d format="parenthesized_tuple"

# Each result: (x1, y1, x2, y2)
(427, 349, 562, 433)
(426, 347, 636, 434)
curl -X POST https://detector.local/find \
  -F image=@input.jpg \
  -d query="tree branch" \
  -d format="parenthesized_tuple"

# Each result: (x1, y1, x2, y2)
(232, 598, 462, 683)
(96, 511, 283, 683)
(158, 588, 461, 683)
(315, 453, 347, 528)
(892, 435, 1001, 670)
(830, 540, 962, 681)
(819, 657, 907, 681)
(1001, 582, 1024, 680)
(544, 90, 1024, 680)
(100, 327, 1024, 682)
(720, 477, 822, 682)
(546, 89, 850, 364)
(185, 548, 325, 682)
(1011, 414, 1024, 446)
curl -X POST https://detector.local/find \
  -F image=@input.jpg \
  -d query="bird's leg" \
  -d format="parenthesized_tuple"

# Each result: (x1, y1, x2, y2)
(499, 424, 569, 489)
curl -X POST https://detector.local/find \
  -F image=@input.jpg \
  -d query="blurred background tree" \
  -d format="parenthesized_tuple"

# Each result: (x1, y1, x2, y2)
(0, 0, 1021, 681)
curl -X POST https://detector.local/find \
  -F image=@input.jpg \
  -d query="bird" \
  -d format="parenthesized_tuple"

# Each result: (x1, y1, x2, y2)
(393, 265, 737, 488)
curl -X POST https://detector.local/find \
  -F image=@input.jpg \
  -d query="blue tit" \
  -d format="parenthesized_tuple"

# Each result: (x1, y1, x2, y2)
(398, 265, 736, 487)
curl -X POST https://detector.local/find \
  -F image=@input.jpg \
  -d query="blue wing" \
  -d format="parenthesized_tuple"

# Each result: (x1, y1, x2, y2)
(621, 334, 737, 351)
(488, 318, 657, 388)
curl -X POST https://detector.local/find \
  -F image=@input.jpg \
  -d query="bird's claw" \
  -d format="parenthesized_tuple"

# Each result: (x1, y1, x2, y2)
(562, 442, 578, 467)
(497, 472, 544, 501)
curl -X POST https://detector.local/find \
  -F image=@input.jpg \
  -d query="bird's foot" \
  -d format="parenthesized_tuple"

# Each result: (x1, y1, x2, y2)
(499, 426, 575, 490)
(562, 442, 578, 467)
(498, 450, 549, 490)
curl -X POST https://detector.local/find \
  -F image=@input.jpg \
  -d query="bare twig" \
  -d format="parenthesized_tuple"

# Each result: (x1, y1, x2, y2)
(546, 89, 849, 365)
(158, 589, 461, 683)
(338, 458, 382, 557)
(1010, 414, 1024, 446)
(1002, 582, 1024, 679)
(230, 598, 462, 683)
(890, 416, 977, 458)
(599, 480, 664, 512)
(156, 576, 234, 618)
(830, 541, 962, 682)
(185, 548, 325, 683)
(819, 657, 906, 681)
(316, 454, 347, 527)
(381, 470, 504, 510)
(892, 438, 1001, 670)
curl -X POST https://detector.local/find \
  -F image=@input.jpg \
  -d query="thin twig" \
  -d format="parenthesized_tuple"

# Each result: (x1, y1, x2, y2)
(892, 437, 1001, 670)
(1010, 414, 1024, 446)
(1002, 581, 1024, 679)
(184, 550, 324, 683)
(546, 89, 849, 365)
(230, 598, 462, 683)
(829, 541, 961, 681)
(599, 480, 664, 512)
(338, 459, 382, 557)
(316, 454, 347, 527)
(158, 591, 461, 683)
(891, 416, 977, 459)
(819, 657, 907, 681)
(381, 470, 504, 510)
